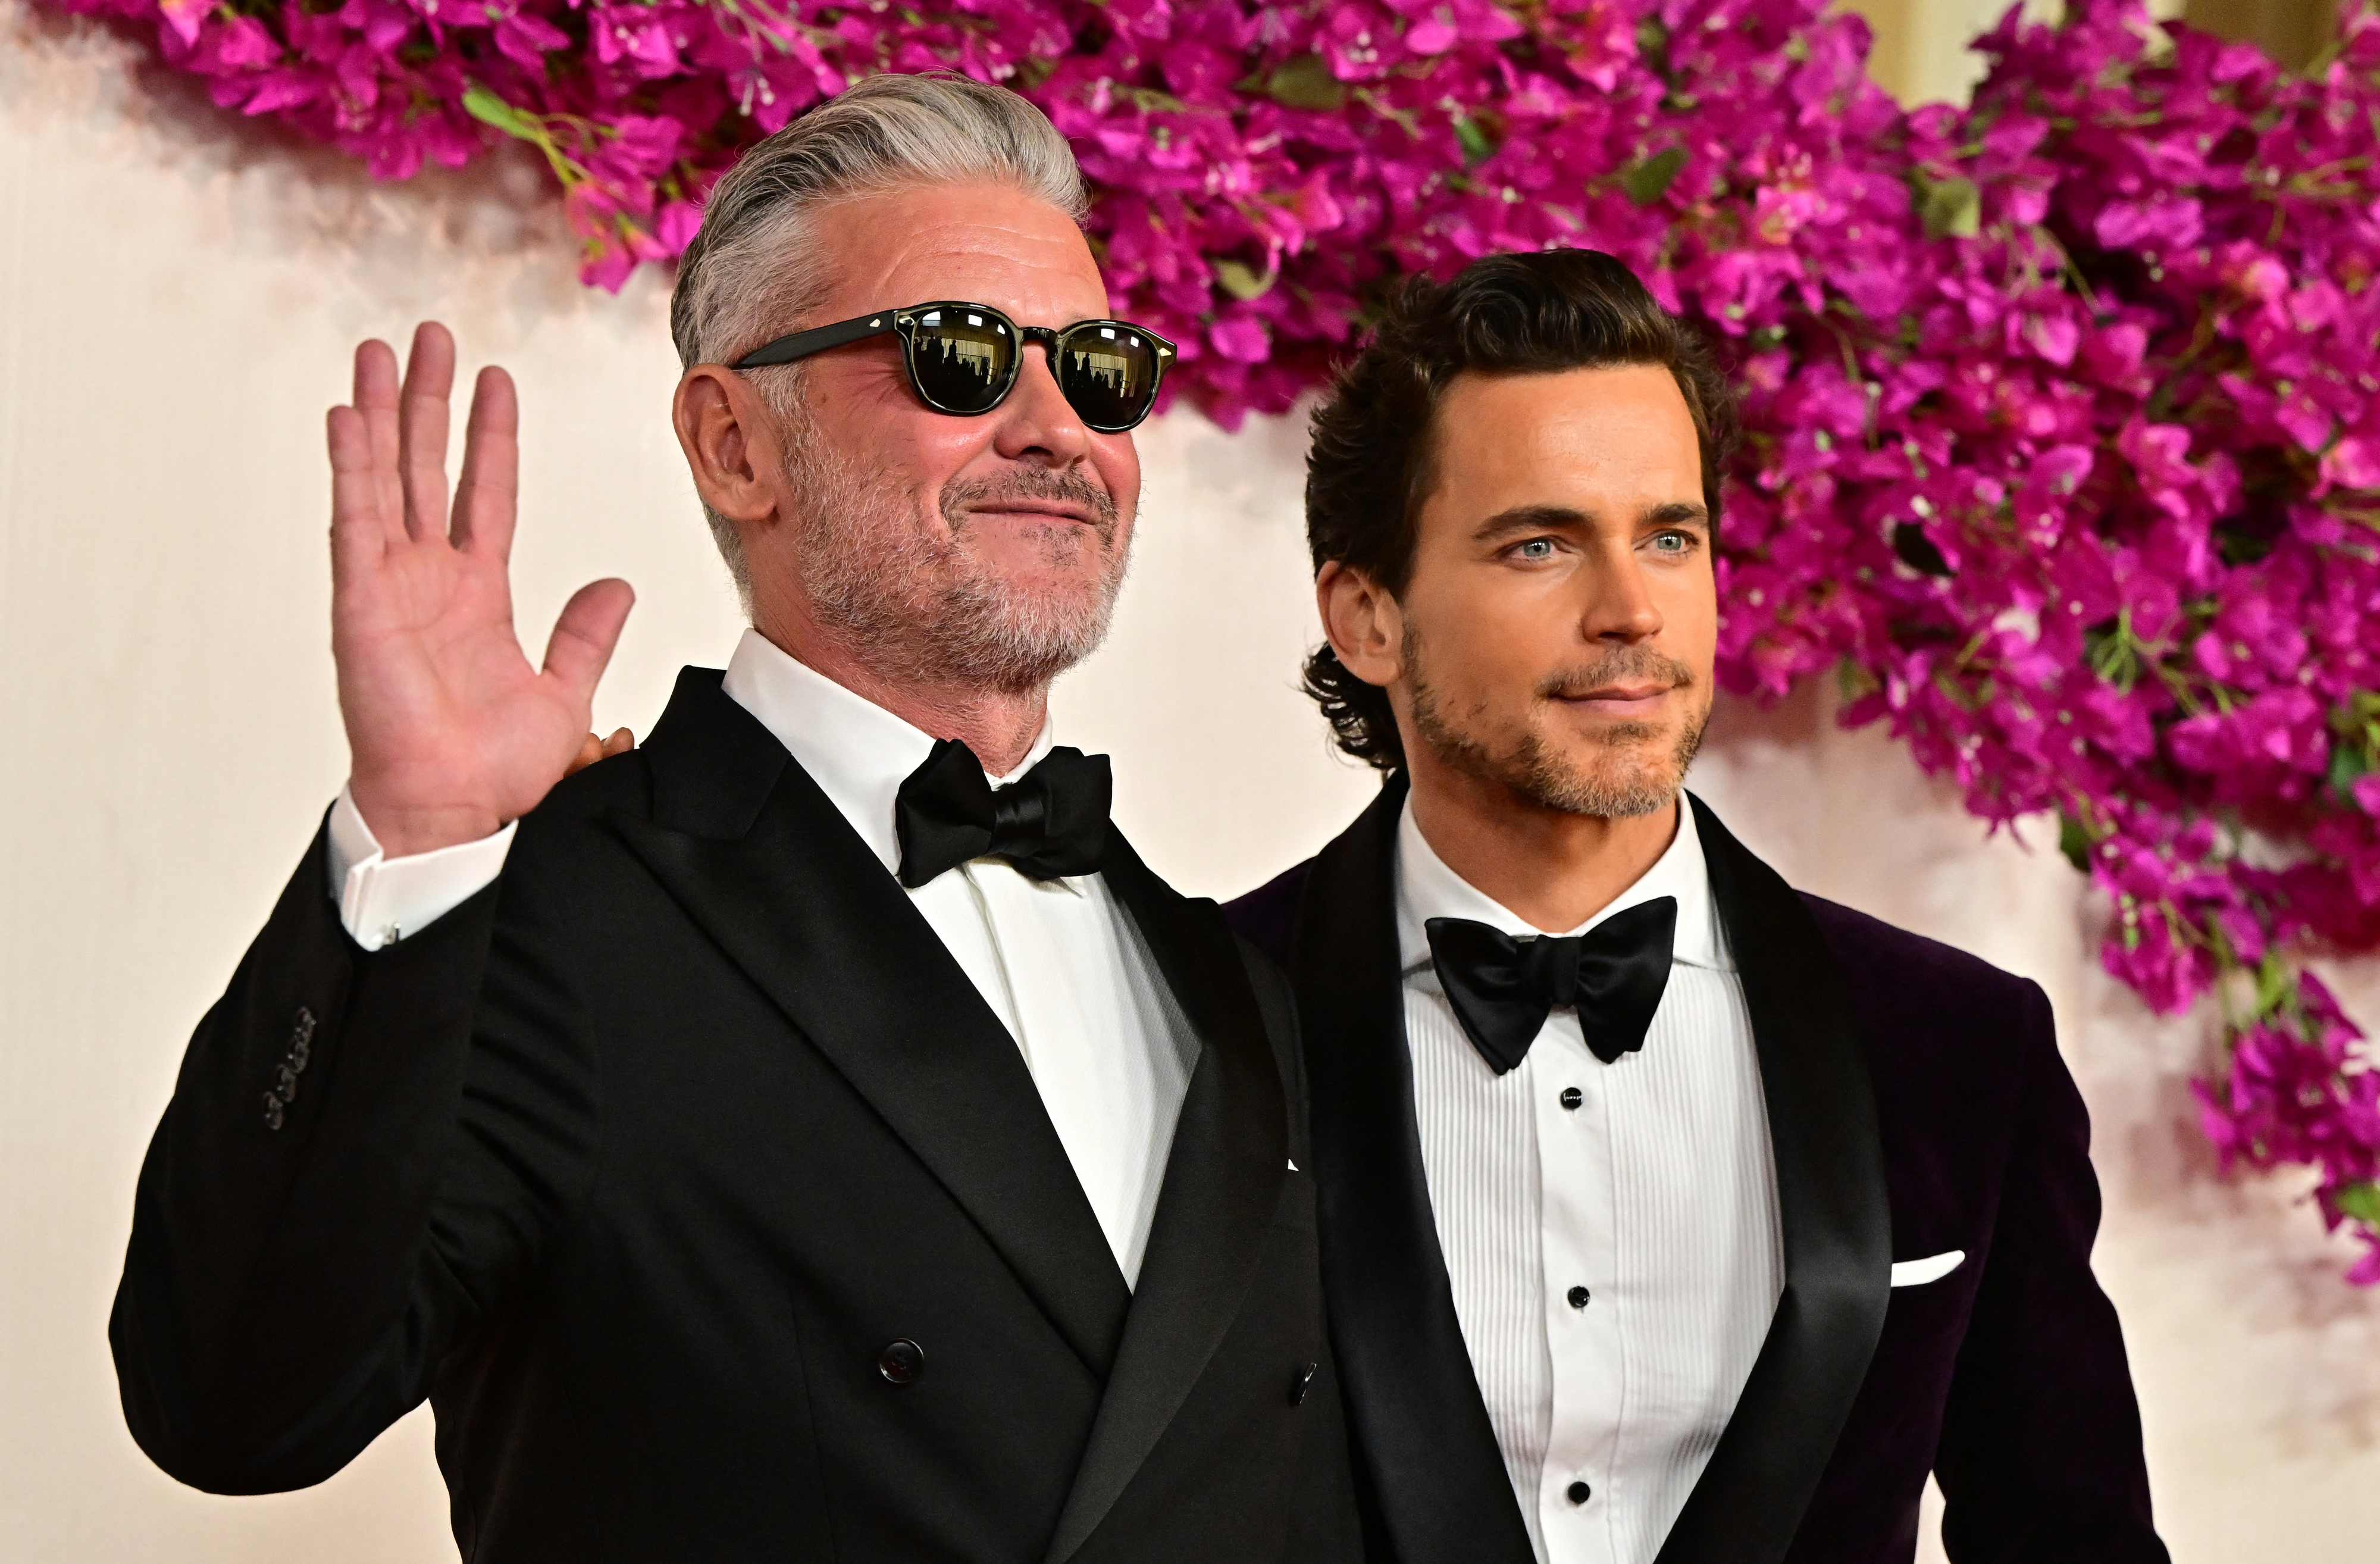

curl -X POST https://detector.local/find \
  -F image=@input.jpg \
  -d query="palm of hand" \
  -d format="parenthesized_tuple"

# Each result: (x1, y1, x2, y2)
(331, 324, 634, 859)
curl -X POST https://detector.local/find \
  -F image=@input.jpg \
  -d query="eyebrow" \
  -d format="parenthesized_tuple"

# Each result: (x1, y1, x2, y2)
(1471, 499, 1711, 543)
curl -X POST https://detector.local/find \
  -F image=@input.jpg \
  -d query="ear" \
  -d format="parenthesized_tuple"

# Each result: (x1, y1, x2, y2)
(673, 365, 787, 529)
(1316, 560, 1405, 689)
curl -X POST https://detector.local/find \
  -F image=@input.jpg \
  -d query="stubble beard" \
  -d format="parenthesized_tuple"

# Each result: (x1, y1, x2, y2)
(780, 413, 1129, 695)
(1407, 632, 1709, 818)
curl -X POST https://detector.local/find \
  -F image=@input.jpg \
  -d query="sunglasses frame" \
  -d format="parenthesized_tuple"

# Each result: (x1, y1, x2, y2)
(730, 301, 1177, 433)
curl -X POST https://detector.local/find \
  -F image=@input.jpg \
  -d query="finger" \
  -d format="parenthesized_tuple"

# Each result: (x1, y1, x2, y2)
(540, 578, 636, 711)
(566, 733, 606, 778)
(398, 323, 457, 543)
(453, 365, 519, 559)
(602, 727, 636, 758)
(350, 339, 405, 550)
(327, 404, 388, 587)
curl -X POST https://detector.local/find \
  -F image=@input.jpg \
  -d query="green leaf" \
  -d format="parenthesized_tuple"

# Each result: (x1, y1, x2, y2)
(2082, 611, 2142, 693)
(2251, 954, 2292, 1019)
(1914, 173, 1981, 240)
(1453, 114, 1496, 168)
(2058, 811, 2093, 874)
(2328, 736, 2370, 802)
(1622, 147, 1688, 205)
(1266, 55, 1346, 113)
(1213, 259, 1276, 302)
(462, 83, 538, 143)
(2334, 1181, 2380, 1227)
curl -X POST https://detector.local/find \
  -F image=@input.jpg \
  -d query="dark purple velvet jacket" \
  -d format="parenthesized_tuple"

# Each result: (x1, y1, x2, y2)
(1223, 777, 2167, 1564)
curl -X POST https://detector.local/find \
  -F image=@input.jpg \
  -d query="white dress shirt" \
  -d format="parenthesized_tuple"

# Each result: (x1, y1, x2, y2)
(1395, 796, 1782, 1564)
(327, 628, 1198, 1285)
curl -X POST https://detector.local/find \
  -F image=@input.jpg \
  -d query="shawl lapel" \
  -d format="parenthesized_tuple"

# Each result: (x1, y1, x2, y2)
(606, 670, 1132, 1377)
(1041, 834, 1288, 1563)
(1282, 783, 1889, 1564)
(1651, 797, 1890, 1564)
(1289, 775, 1537, 1564)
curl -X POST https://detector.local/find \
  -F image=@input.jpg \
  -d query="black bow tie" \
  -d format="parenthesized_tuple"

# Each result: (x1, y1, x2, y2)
(893, 739, 1112, 889)
(1424, 897, 1678, 1074)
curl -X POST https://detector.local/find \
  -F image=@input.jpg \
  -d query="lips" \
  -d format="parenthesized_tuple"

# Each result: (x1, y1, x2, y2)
(966, 500, 1100, 526)
(1552, 682, 1674, 718)
(1564, 683, 1668, 703)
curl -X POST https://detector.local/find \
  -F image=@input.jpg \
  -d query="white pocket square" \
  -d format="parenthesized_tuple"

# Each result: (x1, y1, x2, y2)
(1889, 1250, 1965, 1288)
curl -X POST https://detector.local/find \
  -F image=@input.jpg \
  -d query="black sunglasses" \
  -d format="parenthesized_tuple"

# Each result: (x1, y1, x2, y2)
(731, 301, 1177, 433)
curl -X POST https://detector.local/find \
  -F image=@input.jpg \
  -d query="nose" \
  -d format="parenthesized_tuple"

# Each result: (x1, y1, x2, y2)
(1583, 538, 1664, 644)
(991, 340, 1092, 468)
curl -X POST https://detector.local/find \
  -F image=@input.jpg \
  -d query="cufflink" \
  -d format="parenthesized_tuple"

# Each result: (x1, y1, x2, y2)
(262, 1007, 317, 1131)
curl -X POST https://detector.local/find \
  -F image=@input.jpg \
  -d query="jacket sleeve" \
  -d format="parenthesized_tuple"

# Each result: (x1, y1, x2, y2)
(110, 822, 594, 1494)
(1932, 982, 2168, 1563)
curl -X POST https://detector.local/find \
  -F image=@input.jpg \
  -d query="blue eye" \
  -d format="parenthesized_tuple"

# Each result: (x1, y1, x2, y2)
(1651, 530, 1692, 554)
(1515, 539, 1555, 560)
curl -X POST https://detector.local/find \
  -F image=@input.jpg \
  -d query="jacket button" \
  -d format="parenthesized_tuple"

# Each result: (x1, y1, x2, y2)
(877, 1339, 924, 1385)
(1289, 1360, 1319, 1406)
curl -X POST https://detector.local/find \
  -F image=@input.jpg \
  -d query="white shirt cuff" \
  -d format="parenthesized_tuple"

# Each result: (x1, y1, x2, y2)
(325, 785, 516, 951)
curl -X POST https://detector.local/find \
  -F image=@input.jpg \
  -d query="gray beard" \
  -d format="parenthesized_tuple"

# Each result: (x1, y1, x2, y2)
(1407, 634, 1706, 818)
(782, 417, 1128, 695)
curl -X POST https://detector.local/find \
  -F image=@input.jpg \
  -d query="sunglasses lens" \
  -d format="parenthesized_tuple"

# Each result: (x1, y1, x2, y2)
(1057, 326, 1164, 431)
(908, 308, 1017, 414)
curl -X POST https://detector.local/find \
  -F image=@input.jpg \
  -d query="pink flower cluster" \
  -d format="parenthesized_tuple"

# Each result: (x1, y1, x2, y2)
(2194, 973, 2380, 1283)
(40, 0, 2380, 1276)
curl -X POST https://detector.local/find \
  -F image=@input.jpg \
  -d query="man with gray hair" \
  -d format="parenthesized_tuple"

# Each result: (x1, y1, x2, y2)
(111, 74, 1363, 1563)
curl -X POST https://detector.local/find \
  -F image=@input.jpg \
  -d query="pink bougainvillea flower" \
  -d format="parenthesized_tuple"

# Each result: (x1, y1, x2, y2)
(33, 0, 2380, 1278)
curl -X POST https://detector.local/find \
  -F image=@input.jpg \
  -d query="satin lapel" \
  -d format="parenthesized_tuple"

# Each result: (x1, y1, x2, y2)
(609, 671, 1130, 1378)
(1295, 777, 1536, 1564)
(1652, 797, 1891, 1564)
(1042, 831, 1287, 1563)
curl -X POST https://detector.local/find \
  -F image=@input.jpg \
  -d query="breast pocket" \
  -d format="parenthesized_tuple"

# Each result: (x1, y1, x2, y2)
(1873, 1244, 1981, 1384)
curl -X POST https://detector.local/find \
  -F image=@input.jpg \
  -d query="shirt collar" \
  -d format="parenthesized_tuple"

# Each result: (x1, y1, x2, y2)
(1393, 790, 1731, 976)
(719, 627, 1056, 878)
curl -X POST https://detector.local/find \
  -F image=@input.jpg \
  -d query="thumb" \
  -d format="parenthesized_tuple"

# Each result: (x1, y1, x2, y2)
(542, 578, 635, 709)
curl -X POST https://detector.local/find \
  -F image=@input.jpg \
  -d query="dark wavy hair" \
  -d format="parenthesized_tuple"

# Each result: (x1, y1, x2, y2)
(1301, 249, 1740, 772)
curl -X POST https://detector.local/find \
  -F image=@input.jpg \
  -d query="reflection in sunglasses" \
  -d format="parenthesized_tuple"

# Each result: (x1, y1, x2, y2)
(931, 335, 1003, 384)
(1070, 349, 1139, 393)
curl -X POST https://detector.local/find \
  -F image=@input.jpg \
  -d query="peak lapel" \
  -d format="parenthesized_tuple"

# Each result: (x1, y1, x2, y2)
(1653, 797, 1890, 1564)
(609, 671, 1130, 1377)
(1041, 831, 1288, 1563)
(1294, 777, 1536, 1564)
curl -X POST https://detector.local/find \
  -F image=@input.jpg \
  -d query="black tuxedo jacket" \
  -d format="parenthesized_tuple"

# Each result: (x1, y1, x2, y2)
(114, 668, 1362, 1563)
(1225, 778, 2167, 1564)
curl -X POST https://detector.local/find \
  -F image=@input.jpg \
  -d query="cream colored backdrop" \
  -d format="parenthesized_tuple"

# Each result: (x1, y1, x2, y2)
(4, 1, 2376, 1559)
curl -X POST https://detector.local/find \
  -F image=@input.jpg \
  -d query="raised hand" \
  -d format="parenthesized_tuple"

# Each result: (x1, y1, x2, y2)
(330, 324, 635, 858)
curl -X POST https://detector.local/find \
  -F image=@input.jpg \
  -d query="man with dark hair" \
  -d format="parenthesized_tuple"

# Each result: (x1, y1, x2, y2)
(1227, 249, 2167, 1564)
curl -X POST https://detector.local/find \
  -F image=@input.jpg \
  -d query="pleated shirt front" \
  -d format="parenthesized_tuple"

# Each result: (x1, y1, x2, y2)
(1394, 796, 1783, 1564)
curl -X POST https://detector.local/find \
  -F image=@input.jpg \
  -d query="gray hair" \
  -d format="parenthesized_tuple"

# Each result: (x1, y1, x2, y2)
(670, 74, 1090, 609)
